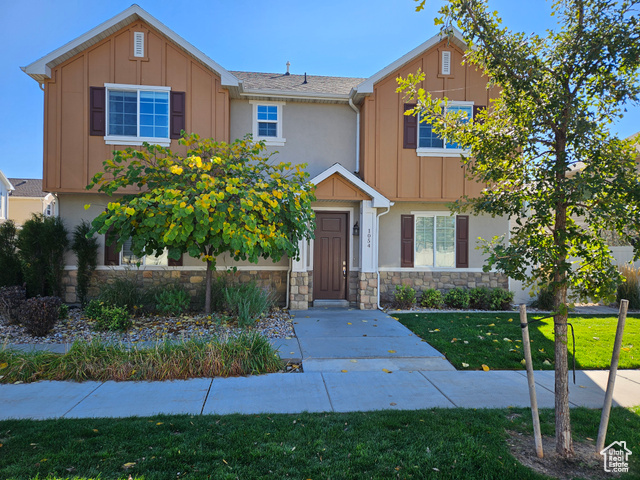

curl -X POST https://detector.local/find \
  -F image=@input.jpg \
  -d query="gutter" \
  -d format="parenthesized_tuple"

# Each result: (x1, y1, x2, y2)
(348, 93, 361, 175)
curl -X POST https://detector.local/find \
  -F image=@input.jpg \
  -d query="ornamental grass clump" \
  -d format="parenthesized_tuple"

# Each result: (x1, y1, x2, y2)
(98, 277, 146, 314)
(0, 333, 283, 383)
(223, 282, 275, 326)
(617, 264, 640, 310)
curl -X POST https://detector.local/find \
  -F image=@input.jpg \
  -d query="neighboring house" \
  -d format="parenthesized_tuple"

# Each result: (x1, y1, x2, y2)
(22, 5, 509, 307)
(7, 178, 57, 226)
(0, 170, 14, 222)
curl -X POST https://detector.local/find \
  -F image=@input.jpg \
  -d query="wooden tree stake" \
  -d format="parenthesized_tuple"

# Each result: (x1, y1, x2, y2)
(596, 299, 628, 453)
(521, 304, 544, 459)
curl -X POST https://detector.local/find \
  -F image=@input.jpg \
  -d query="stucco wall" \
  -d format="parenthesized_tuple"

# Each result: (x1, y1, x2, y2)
(378, 202, 509, 269)
(230, 99, 357, 178)
(8, 197, 43, 225)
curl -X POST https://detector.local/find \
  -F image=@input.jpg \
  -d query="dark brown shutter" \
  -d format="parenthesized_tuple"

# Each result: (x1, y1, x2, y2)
(401, 215, 414, 268)
(170, 91, 186, 139)
(403, 103, 417, 149)
(168, 254, 183, 267)
(473, 105, 486, 124)
(456, 215, 469, 268)
(104, 228, 120, 266)
(90, 87, 106, 136)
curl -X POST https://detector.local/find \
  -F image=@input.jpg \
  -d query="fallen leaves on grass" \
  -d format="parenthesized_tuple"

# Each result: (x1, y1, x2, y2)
(481, 364, 490, 371)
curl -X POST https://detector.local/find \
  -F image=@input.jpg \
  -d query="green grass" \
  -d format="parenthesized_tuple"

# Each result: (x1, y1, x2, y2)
(0, 407, 638, 479)
(0, 333, 283, 383)
(396, 312, 640, 371)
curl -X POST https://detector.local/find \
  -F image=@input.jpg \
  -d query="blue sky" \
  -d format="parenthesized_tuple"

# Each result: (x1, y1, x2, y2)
(1, 0, 637, 178)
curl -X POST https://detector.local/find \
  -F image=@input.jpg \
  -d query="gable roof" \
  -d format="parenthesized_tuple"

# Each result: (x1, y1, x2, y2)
(232, 71, 364, 98)
(21, 4, 238, 87)
(310, 164, 391, 208)
(8, 178, 47, 197)
(354, 28, 467, 96)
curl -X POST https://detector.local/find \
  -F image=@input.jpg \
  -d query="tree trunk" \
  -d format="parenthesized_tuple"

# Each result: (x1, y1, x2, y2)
(554, 285, 574, 457)
(204, 258, 213, 314)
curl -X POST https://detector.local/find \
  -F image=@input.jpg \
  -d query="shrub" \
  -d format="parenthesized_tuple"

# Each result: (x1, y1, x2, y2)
(155, 286, 190, 316)
(617, 264, 640, 310)
(59, 303, 69, 320)
(393, 284, 416, 309)
(444, 287, 470, 309)
(17, 214, 69, 297)
(84, 299, 105, 320)
(531, 284, 555, 310)
(20, 296, 62, 336)
(0, 285, 26, 325)
(0, 220, 22, 287)
(224, 282, 274, 327)
(419, 288, 444, 309)
(489, 288, 514, 310)
(71, 221, 99, 306)
(98, 277, 145, 314)
(469, 287, 492, 310)
(95, 304, 131, 331)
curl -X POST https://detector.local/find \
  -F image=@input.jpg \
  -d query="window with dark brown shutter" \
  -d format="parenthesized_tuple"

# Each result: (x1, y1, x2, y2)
(403, 103, 417, 149)
(456, 215, 469, 268)
(473, 105, 486, 124)
(170, 91, 186, 139)
(401, 215, 414, 268)
(104, 228, 120, 266)
(90, 87, 106, 136)
(168, 254, 183, 267)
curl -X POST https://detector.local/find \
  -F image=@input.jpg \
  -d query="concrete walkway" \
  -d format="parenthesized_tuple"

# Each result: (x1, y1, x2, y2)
(1, 307, 639, 419)
(1, 369, 638, 419)
(290, 308, 455, 372)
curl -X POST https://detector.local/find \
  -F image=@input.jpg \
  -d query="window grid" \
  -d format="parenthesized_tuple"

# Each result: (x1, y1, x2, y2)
(257, 105, 278, 138)
(415, 215, 456, 268)
(418, 105, 472, 150)
(107, 87, 170, 140)
(121, 238, 169, 266)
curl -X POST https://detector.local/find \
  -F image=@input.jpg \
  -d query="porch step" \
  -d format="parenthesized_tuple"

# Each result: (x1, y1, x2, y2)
(312, 300, 349, 308)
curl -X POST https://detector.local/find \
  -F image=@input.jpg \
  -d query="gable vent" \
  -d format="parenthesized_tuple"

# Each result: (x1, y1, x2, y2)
(441, 51, 451, 76)
(133, 32, 145, 58)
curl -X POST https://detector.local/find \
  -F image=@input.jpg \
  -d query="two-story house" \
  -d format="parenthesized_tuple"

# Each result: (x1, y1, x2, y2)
(22, 5, 509, 308)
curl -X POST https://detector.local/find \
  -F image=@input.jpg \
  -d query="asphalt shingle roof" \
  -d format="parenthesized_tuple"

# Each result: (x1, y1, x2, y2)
(8, 178, 47, 197)
(231, 71, 364, 96)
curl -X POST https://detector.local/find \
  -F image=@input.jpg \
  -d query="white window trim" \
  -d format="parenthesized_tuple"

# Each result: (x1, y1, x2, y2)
(120, 238, 169, 267)
(412, 210, 457, 269)
(249, 100, 286, 146)
(416, 101, 473, 157)
(104, 83, 172, 147)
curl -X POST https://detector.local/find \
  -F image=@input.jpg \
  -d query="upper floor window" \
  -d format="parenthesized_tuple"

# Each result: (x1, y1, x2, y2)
(104, 84, 171, 146)
(417, 103, 473, 157)
(250, 100, 285, 146)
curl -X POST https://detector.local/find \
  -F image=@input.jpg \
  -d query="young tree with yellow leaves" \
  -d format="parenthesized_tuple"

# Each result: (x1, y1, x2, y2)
(87, 134, 315, 314)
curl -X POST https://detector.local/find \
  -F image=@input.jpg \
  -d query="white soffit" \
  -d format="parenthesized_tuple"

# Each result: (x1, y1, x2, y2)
(0, 170, 14, 191)
(21, 4, 239, 87)
(355, 28, 467, 94)
(310, 163, 391, 208)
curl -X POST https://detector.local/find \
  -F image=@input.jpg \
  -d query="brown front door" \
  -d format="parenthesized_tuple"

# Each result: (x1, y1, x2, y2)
(313, 212, 348, 300)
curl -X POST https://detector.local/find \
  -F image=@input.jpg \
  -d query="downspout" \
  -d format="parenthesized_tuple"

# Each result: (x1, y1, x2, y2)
(285, 258, 292, 310)
(376, 204, 392, 310)
(348, 94, 360, 175)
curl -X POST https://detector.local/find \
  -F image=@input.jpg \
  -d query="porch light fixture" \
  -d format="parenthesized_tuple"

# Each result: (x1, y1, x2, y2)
(353, 222, 360, 236)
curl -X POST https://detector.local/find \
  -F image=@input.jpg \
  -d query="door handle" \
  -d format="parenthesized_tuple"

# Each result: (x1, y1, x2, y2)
(342, 261, 347, 278)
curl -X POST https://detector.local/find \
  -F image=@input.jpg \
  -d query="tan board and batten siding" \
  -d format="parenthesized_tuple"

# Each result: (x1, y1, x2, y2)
(360, 39, 496, 201)
(43, 20, 229, 193)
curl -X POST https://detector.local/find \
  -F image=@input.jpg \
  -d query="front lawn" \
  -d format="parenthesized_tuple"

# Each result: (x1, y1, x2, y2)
(396, 312, 639, 371)
(0, 407, 638, 479)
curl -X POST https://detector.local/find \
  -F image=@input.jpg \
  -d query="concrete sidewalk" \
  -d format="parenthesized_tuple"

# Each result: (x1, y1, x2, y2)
(1, 369, 638, 420)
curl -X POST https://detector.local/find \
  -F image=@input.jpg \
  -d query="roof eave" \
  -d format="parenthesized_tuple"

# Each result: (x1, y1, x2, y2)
(238, 88, 351, 102)
(0, 171, 14, 191)
(21, 4, 239, 87)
